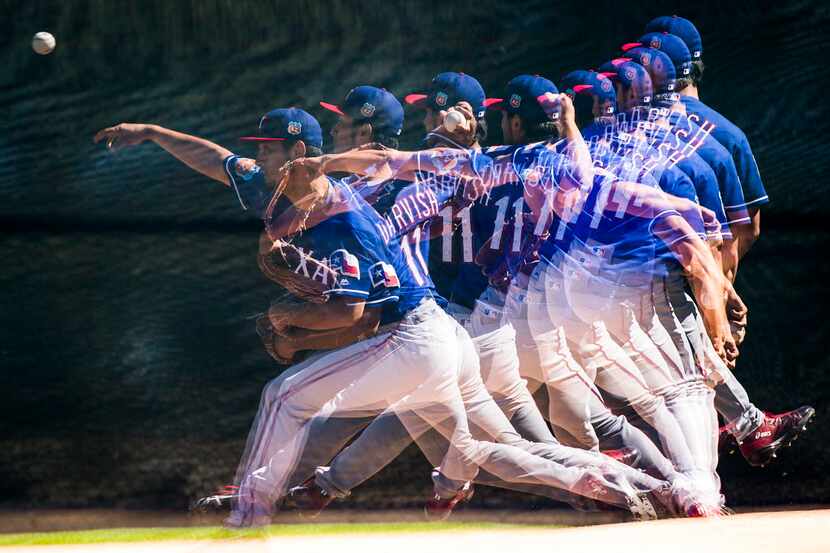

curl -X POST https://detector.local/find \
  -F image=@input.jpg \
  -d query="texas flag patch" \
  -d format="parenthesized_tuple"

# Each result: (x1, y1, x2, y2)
(330, 249, 360, 279)
(369, 262, 400, 289)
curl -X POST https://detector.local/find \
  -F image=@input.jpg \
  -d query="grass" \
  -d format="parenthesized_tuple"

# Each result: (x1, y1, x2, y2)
(0, 521, 546, 546)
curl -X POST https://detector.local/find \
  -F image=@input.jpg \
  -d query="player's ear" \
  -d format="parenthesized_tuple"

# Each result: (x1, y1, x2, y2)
(510, 114, 525, 139)
(290, 139, 307, 160)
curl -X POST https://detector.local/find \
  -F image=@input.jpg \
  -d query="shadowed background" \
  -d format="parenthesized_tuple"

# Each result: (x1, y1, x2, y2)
(1, 0, 829, 511)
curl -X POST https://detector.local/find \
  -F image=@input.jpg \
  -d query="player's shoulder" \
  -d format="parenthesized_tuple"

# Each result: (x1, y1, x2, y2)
(682, 97, 746, 141)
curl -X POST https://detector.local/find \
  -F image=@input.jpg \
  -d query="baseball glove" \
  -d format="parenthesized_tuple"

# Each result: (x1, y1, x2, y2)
(257, 232, 334, 303)
(255, 314, 294, 365)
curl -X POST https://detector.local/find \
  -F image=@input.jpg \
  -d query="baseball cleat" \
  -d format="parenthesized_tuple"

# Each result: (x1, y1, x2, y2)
(737, 406, 815, 467)
(288, 477, 334, 519)
(191, 485, 239, 513)
(424, 481, 474, 521)
(684, 501, 731, 518)
(573, 471, 657, 521)
(602, 447, 638, 467)
(626, 492, 658, 522)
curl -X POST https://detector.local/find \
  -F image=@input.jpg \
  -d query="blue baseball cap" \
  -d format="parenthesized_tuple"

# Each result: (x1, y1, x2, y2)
(240, 107, 323, 149)
(636, 32, 693, 78)
(484, 74, 559, 123)
(598, 58, 653, 107)
(622, 46, 678, 100)
(404, 72, 487, 119)
(645, 15, 703, 60)
(560, 70, 617, 114)
(320, 85, 404, 136)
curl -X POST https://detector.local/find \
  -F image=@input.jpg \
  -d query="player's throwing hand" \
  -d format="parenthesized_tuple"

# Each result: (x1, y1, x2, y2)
(94, 123, 152, 152)
(430, 101, 477, 148)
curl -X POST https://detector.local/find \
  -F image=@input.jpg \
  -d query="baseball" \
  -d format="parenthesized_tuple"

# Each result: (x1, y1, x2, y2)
(32, 32, 56, 55)
(443, 110, 466, 132)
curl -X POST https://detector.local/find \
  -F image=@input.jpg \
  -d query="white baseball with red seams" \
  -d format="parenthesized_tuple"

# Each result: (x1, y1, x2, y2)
(32, 32, 56, 55)
(443, 110, 467, 132)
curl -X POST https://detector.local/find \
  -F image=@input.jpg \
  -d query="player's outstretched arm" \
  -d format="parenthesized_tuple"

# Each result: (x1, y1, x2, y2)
(94, 123, 232, 186)
(653, 214, 738, 366)
(550, 93, 594, 190)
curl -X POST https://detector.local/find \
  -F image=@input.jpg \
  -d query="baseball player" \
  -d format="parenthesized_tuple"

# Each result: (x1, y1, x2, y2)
(105, 102, 669, 527)
(644, 15, 815, 467)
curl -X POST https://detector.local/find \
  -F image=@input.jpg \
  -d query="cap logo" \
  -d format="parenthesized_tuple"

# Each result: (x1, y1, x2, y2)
(509, 94, 522, 109)
(624, 67, 636, 82)
(650, 37, 661, 49)
(287, 121, 302, 135)
(601, 79, 613, 92)
(360, 102, 376, 117)
(641, 53, 651, 66)
(435, 92, 448, 107)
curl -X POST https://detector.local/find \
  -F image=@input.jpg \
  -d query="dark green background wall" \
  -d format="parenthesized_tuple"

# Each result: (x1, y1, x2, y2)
(1, 0, 828, 511)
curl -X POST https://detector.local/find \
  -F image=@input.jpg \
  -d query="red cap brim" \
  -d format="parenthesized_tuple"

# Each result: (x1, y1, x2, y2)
(621, 42, 642, 52)
(404, 93, 428, 106)
(572, 84, 594, 94)
(319, 101, 345, 116)
(599, 72, 618, 79)
(483, 98, 505, 110)
(239, 136, 287, 142)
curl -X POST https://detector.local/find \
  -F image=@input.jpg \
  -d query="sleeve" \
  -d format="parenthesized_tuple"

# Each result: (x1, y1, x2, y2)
(325, 246, 374, 300)
(223, 154, 272, 217)
(708, 148, 752, 227)
(648, 208, 702, 247)
(734, 136, 769, 207)
(692, 168, 731, 240)
(653, 172, 706, 241)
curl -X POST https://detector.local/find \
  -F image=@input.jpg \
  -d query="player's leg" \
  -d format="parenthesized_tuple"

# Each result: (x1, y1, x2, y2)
(562, 259, 700, 477)
(527, 262, 680, 481)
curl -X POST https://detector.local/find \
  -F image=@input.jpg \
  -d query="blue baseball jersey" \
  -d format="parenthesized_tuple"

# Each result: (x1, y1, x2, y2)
(588, 119, 728, 240)
(583, 128, 702, 221)
(583, 132, 708, 271)
(224, 155, 401, 308)
(681, 96, 769, 208)
(539, 170, 693, 279)
(648, 109, 750, 227)
(444, 142, 573, 306)
(347, 174, 450, 316)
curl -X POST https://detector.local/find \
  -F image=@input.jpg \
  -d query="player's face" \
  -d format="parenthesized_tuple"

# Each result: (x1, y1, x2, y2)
(593, 97, 616, 125)
(617, 83, 643, 113)
(501, 112, 525, 145)
(330, 115, 373, 153)
(423, 107, 442, 132)
(501, 112, 513, 144)
(256, 142, 291, 183)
